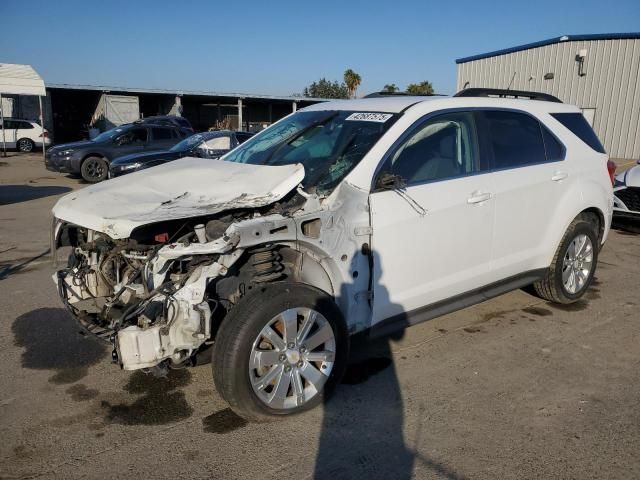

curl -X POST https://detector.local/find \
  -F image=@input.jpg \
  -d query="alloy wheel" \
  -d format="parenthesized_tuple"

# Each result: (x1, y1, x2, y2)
(561, 233, 594, 294)
(249, 307, 336, 410)
(86, 159, 105, 180)
(18, 139, 33, 152)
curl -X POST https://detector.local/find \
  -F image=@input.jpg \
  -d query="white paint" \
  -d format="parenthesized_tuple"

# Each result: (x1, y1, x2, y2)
(51, 158, 305, 239)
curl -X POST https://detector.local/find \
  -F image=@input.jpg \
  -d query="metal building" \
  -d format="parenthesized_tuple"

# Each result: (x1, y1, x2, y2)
(456, 33, 640, 160)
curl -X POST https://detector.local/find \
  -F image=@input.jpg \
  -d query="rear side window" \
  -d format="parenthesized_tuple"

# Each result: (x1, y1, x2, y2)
(541, 125, 566, 162)
(479, 111, 546, 169)
(205, 136, 231, 150)
(151, 127, 172, 140)
(18, 121, 34, 129)
(551, 113, 606, 153)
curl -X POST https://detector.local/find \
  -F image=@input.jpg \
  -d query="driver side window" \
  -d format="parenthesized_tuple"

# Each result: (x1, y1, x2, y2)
(115, 128, 148, 146)
(385, 112, 479, 186)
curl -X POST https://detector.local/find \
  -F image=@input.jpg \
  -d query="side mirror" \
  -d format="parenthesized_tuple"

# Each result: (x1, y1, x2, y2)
(375, 172, 405, 191)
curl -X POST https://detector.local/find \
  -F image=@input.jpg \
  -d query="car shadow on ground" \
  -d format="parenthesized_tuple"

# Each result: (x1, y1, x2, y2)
(0, 249, 51, 280)
(0, 184, 72, 205)
(12, 307, 107, 384)
(310, 256, 467, 480)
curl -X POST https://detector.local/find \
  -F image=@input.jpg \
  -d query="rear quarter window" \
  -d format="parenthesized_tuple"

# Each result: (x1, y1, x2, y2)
(551, 113, 605, 154)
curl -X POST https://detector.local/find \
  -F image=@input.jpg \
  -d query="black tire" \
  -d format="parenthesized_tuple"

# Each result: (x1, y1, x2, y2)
(532, 216, 599, 304)
(213, 282, 349, 422)
(17, 138, 34, 152)
(81, 156, 108, 183)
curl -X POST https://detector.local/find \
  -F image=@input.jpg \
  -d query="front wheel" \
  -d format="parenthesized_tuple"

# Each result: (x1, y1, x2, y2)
(81, 156, 108, 183)
(533, 217, 599, 303)
(213, 282, 348, 422)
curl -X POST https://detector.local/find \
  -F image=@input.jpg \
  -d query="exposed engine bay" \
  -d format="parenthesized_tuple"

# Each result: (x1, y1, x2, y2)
(52, 184, 373, 374)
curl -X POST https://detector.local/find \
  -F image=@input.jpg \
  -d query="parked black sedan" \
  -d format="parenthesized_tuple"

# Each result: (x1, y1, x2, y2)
(108, 130, 254, 178)
(46, 123, 187, 182)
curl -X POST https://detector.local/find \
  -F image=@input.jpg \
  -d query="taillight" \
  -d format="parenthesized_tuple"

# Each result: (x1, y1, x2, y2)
(39, 131, 49, 138)
(606, 159, 617, 186)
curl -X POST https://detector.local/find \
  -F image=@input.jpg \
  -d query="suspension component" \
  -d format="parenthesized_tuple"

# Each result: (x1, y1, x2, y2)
(250, 244, 285, 283)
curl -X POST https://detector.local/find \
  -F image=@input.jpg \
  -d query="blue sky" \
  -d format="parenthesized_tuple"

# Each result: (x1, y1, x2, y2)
(2, 0, 639, 96)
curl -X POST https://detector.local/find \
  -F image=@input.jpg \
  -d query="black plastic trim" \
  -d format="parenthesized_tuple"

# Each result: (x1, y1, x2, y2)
(369, 268, 548, 339)
(454, 88, 562, 103)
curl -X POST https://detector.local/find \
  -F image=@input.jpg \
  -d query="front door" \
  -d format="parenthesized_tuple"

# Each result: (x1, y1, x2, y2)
(112, 127, 148, 158)
(369, 111, 495, 324)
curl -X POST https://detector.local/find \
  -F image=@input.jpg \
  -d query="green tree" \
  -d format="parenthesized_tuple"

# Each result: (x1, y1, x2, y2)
(344, 69, 362, 99)
(406, 81, 434, 95)
(302, 78, 349, 99)
(382, 83, 399, 93)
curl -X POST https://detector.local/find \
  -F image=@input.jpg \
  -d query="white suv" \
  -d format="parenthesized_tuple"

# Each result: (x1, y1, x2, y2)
(51, 89, 613, 421)
(0, 117, 51, 152)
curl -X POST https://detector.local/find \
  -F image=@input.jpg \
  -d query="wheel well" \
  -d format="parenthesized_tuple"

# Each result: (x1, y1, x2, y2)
(81, 154, 107, 164)
(579, 208, 605, 244)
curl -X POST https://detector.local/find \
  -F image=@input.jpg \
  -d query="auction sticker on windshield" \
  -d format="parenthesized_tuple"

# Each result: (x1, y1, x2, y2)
(345, 112, 393, 122)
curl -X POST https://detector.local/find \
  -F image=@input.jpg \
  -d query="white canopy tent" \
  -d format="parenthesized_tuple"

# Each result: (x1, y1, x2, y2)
(0, 63, 47, 157)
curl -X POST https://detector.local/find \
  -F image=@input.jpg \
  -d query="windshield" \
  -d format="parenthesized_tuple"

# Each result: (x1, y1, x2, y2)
(223, 110, 399, 194)
(92, 126, 127, 143)
(171, 133, 205, 152)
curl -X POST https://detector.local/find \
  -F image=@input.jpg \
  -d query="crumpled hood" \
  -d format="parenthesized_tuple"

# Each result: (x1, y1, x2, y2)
(52, 157, 305, 239)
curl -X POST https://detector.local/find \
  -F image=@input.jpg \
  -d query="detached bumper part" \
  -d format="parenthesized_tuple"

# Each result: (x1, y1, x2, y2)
(115, 300, 212, 370)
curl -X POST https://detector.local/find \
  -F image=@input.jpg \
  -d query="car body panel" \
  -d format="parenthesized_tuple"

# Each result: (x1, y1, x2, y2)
(49, 95, 613, 377)
(0, 118, 51, 148)
(45, 124, 183, 175)
(614, 163, 640, 216)
(52, 158, 305, 239)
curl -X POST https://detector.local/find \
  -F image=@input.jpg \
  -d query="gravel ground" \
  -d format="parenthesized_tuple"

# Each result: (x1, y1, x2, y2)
(1, 153, 639, 479)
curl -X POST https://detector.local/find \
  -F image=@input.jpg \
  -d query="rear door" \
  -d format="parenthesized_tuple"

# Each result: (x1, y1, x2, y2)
(150, 127, 177, 150)
(1, 119, 17, 147)
(476, 110, 568, 279)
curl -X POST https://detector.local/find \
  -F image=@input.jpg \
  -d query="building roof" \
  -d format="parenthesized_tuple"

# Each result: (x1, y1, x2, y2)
(456, 32, 640, 64)
(45, 82, 327, 102)
(0, 63, 46, 96)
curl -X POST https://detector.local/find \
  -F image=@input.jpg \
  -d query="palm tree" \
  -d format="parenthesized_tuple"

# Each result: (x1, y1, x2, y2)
(383, 83, 399, 93)
(406, 81, 434, 95)
(344, 69, 362, 99)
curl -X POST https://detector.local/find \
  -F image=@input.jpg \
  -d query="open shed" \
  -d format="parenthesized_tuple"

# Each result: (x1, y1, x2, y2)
(0, 63, 47, 157)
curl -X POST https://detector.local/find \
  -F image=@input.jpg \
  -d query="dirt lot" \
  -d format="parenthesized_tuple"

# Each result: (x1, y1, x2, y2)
(1, 153, 639, 479)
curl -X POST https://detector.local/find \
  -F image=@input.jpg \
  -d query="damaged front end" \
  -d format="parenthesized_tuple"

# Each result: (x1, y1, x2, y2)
(52, 192, 309, 373)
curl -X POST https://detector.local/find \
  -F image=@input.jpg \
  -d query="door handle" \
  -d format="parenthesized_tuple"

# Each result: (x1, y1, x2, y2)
(551, 171, 568, 182)
(467, 191, 492, 204)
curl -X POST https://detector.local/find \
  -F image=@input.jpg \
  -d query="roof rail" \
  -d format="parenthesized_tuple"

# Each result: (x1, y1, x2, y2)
(363, 91, 446, 98)
(454, 88, 562, 103)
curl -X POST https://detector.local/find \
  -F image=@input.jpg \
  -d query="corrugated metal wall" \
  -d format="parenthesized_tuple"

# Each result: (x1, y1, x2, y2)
(456, 39, 640, 159)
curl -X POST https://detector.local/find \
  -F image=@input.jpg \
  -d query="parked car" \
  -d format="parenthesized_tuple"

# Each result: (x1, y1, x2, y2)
(51, 89, 613, 421)
(0, 117, 51, 152)
(136, 115, 194, 135)
(613, 161, 640, 231)
(45, 123, 188, 182)
(109, 130, 254, 177)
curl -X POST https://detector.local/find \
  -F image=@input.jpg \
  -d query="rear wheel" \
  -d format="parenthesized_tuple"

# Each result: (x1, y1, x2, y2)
(17, 138, 34, 152)
(213, 282, 348, 422)
(81, 156, 108, 183)
(533, 217, 599, 303)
